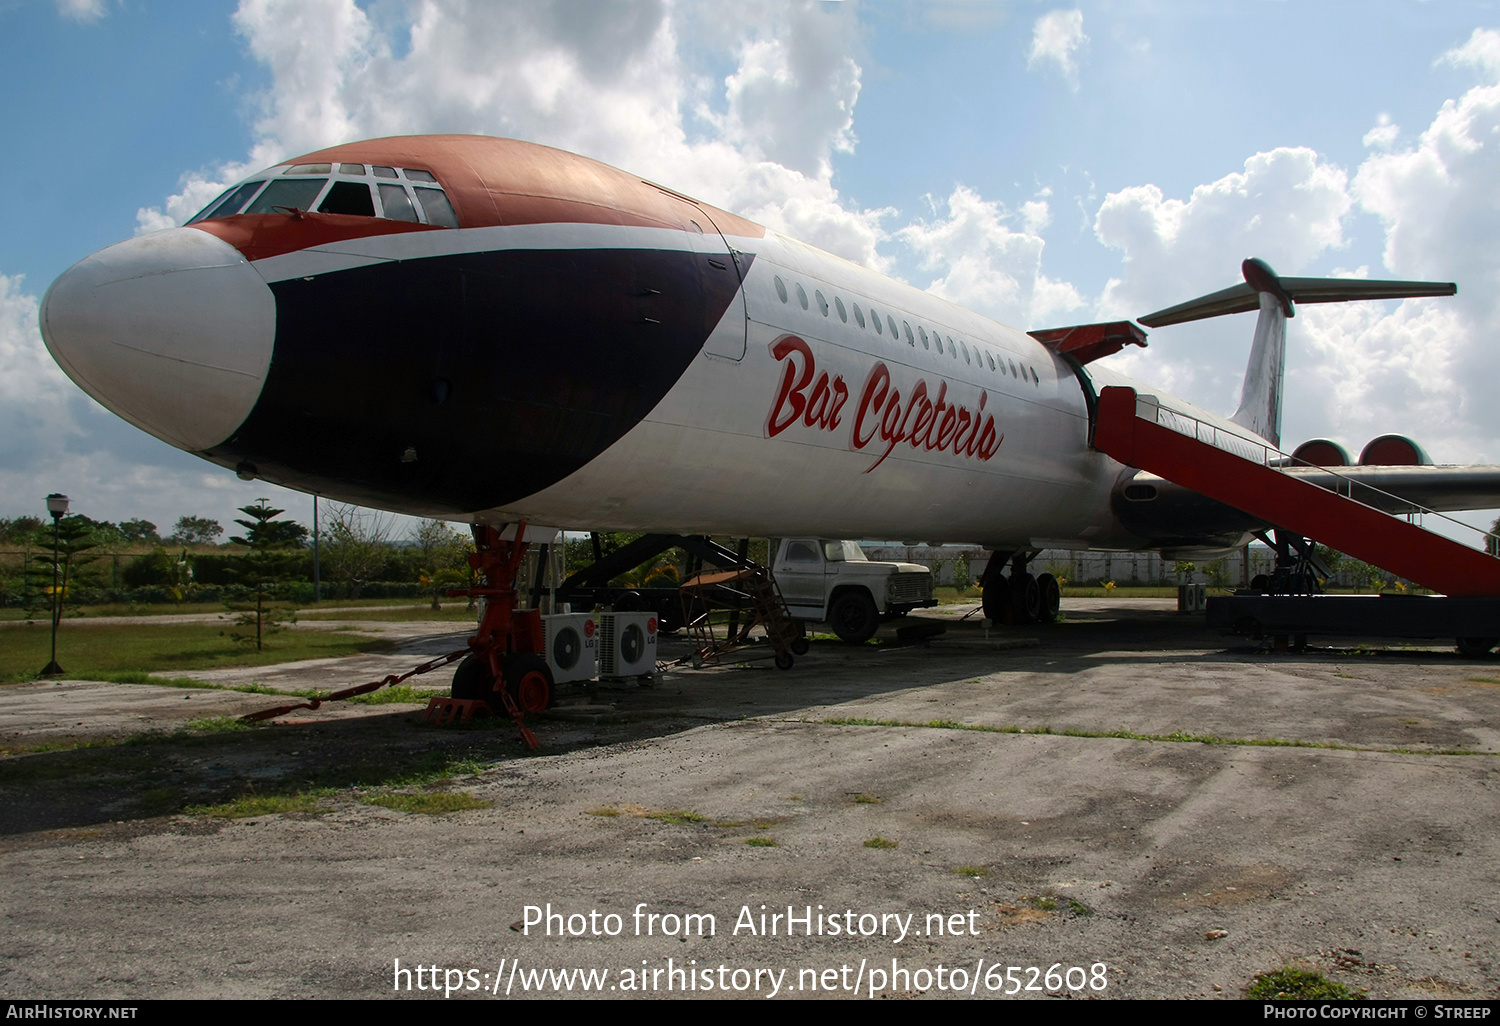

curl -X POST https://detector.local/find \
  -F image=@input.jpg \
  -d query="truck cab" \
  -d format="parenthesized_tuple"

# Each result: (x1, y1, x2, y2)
(771, 539, 936, 644)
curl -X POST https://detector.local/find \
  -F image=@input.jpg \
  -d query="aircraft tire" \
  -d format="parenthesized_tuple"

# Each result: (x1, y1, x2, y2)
(981, 579, 1008, 622)
(1036, 573, 1062, 623)
(504, 653, 555, 712)
(1011, 573, 1042, 625)
(450, 653, 493, 701)
(829, 591, 879, 644)
(774, 652, 794, 671)
(791, 637, 810, 656)
(1456, 637, 1497, 658)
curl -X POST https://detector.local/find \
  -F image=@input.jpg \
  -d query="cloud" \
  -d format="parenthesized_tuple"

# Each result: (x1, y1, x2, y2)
(1363, 114, 1400, 150)
(54, 0, 107, 23)
(1027, 9, 1087, 90)
(1091, 147, 1352, 411)
(136, 0, 886, 265)
(1094, 146, 1351, 317)
(1338, 36, 1500, 462)
(897, 186, 1083, 328)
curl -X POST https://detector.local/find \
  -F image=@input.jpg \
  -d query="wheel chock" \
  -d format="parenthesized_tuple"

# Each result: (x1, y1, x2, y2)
(424, 697, 491, 725)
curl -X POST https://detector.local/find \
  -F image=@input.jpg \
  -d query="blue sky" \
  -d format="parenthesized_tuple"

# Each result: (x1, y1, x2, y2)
(4, 0, 1500, 542)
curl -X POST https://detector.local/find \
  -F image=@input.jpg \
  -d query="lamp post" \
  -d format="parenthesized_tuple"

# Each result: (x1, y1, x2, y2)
(39, 493, 69, 677)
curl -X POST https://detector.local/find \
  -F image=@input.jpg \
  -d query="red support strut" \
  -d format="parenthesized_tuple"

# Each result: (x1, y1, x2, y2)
(444, 520, 545, 749)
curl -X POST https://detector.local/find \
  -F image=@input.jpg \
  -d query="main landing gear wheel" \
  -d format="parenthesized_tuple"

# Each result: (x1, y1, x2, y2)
(791, 637, 810, 656)
(504, 653, 555, 712)
(829, 591, 879, 644)
(1456, 637, 1497, 658)
(450, 653, 494, 701)
(1036, 572, 1061, 623)
(1011, 572, 1042, 625)
(982, 580, 1008, 622)
(774, 652, 795, 670)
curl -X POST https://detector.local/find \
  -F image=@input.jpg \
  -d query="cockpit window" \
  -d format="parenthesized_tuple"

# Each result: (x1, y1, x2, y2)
(372, 166, 398, 178)
(186, 180, 265, 223)
(413, 187, 459, 228)
(403, 168, 438, 182)
(338, 163, 365, 176)
(319, 181, 376, 217)
(243, 178, 326, 214)
(378, 183, 420, 222)
(285, 163, 332, 175)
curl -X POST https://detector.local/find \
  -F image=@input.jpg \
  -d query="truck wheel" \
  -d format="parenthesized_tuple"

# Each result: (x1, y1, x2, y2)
(829, 591, 879, 644)
(1036, 573, 1061, 623)
(1456, 637, 1496, 657)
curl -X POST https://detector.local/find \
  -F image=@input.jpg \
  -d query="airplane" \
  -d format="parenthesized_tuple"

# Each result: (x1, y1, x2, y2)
(36, 134, 1500, 709)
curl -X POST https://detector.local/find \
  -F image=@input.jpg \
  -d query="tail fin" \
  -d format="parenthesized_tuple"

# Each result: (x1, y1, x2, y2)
(1137, 258, 1456, 447)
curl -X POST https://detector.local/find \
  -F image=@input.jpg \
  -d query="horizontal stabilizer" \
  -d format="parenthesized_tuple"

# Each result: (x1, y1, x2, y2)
(1139, 258, 1457, 328)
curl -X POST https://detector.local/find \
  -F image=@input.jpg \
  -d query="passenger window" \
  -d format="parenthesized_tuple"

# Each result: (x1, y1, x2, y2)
(1009, 359, 1019, 377)
(887, 315, 898, 338)
(372, 166, 399, 179)
(1030, 366, 1039, 384)
(775, 276, 788, 303)
(835, 296, 847, 322)
(872, 308, 883, 334)
(318, 181, 376, 217)
(935, 335, 943, 354)
(378, 183, 420, 222)
(918, 326, 928, 348)
(853, 303, 866, 328)
(338, 163, 365, 176)
(285, 164, 332, 175)
(244, 178, 327, 214)
(403, 169, 438, 182)
(960, 340, 971, 364)
(986, 352, 996, 371)
(815, 290, 829, 316)
(414, 187, 459, 227)
(903, 321, 914, 346)
(796, 283, 809, 310)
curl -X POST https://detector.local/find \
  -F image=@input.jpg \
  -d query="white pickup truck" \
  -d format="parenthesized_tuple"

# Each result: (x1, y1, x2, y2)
(771, 538, 937, 644)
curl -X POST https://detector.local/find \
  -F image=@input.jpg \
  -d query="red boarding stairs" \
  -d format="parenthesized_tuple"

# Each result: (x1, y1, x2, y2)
(1093, 386, 1500, 598)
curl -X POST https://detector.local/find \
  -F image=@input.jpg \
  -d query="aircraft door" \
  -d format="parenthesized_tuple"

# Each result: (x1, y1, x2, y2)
(684, 208, 748, 361)
(773, 538, 827, 608)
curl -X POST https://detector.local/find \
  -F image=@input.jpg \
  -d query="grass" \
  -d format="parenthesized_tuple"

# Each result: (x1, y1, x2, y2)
(347, 685, 443, 705)
(816, 716, 1498, 757)
(187, 793, 327, 818)
(745, 837, 778, 847)
(0, 597, 450, 623)
(363, 791, 491, 815)
(850, 793, 884, 804)
(864, 836, 898, 849)
(954, 865, 990, 878)
(1247, 967, 1364, 1000)
(0, 621, 398, 683)
(298, 605, 478, 623)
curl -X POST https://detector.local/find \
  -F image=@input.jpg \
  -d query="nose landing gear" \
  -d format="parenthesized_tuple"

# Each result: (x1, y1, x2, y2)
(425, 521, 554, 748)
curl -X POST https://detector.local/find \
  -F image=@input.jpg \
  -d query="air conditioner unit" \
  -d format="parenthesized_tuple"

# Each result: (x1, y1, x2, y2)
(541, 613, 597, 684)
(598, 611, 657, 679)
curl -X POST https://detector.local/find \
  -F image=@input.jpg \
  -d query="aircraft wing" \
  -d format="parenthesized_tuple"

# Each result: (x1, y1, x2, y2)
(1283, 464, 1500, 516)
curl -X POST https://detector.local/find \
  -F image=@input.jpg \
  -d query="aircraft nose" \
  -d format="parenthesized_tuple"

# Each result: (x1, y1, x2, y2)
(40, 227, 276, 452)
